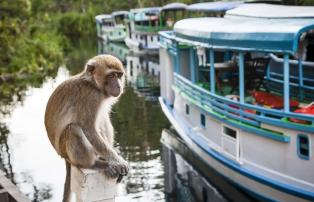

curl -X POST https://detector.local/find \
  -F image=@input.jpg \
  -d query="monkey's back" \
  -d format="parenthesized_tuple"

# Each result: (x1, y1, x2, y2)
(44, 75, 102, 155)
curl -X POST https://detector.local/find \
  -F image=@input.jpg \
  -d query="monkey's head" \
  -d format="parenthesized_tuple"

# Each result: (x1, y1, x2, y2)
(85, 54, 125, 97)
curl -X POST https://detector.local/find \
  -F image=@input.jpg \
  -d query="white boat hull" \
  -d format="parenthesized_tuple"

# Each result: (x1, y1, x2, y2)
(159, 97, 314, 202)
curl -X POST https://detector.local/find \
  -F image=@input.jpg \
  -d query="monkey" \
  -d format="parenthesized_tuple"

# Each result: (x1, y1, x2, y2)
(44, 54, 128, 202)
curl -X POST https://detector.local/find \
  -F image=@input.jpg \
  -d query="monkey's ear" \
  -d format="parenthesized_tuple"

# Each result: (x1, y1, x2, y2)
(86, 59, 96, 74)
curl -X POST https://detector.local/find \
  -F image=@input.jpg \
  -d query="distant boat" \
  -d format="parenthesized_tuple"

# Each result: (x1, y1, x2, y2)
(95, 11, 128, 42)
(159, 4, 314, 201)
(125, 3, 187, 55)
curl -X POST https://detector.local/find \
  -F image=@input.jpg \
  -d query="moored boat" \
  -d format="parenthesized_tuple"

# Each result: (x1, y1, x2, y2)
(125, 3, 186, 55)
(158, 12, 314, 202)
(95, 11, 128, 42)
(95, 14, 113, 40)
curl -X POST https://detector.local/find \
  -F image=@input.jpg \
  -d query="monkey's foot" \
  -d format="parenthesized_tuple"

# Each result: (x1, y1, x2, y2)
(104, 160, 128, 178)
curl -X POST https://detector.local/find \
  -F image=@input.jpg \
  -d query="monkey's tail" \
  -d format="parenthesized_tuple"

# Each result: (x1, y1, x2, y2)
(62, 160, 71, 202)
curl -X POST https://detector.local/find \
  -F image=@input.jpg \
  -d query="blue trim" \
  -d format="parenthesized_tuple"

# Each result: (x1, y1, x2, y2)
(176, 88, 290, 142)
(283, 54, 290, 113)
(174, 73, 314, 133)
(292, 25, 314, 53)
(297, 134, 310, 160)
(159, 98, 314, 201)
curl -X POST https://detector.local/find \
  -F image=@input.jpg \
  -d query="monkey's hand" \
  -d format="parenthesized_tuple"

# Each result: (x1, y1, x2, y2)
(104, 156, 129, 178)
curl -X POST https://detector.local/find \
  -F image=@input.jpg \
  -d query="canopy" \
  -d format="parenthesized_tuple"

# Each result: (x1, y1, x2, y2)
(173, 17, 314, 53)
(187, 1, 243, 12)
(112, 11, 129, 17)
(95, 14, 112, 23)
(161, 2, 187, 11)
(226, 4, 314, 18)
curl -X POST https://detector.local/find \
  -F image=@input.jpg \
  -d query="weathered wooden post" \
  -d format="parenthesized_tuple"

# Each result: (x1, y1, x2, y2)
(0, 170, 30, 202)
(70, 166, 118, 202)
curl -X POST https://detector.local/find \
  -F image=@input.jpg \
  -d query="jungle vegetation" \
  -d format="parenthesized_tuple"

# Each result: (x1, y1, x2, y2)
(0, 0, 313, 80)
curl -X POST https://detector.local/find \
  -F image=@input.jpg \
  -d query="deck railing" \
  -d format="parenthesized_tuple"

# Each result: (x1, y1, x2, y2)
(134, 25, 167, 33)
(174, 73, 314, 138)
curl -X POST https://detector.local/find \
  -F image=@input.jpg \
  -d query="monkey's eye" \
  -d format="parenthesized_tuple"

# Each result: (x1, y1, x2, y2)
(107, 73, 115, 79)
(117, 72, 123, 78)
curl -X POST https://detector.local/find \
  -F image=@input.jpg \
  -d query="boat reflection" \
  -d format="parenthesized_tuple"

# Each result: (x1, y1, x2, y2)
(98, 40, 160, 100)
(161, 129, 255, 202)
(98, 40, 130, 64)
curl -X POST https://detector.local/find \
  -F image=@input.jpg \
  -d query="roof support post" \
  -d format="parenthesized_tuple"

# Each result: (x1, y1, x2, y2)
(284, 54, 290, 113)
(176, 45, 181, 75)
(298, 59, 304, 87)
(210, 49, 215, 94)
(238, 52, 245, 104)
(190, 47, 196, 83)
(298, 59, 304, 100)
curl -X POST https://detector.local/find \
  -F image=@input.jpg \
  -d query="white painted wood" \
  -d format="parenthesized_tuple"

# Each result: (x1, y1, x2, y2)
(70, 166, 118, 202)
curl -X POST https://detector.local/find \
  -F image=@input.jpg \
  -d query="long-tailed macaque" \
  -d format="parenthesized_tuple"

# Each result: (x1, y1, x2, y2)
(44, 54, 128, 202)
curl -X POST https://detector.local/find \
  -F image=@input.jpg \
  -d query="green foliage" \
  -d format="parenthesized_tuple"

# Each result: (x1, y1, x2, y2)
(58, 11, 96, 37)
(9, 31, 63, 74)
(0, 0, 63, 78)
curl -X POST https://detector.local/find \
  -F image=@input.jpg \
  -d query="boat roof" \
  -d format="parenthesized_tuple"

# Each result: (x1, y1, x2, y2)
(161, 2, 187, 11)
(133, 7, 161, 21)
(187, 1, 243, 12)
(226, 4, 314, 18)
(95, 14, 112, 22)
(173, 17, 314, 53)
(130, 7, 161, 14)
(112, 11, 129, 17)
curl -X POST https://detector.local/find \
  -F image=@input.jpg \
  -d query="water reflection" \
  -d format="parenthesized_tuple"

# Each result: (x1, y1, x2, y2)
(99, 40, 170, 201)
(0, 38, 171, 201)
(98, 41, 160, 100)
(1, 67, 70, 202)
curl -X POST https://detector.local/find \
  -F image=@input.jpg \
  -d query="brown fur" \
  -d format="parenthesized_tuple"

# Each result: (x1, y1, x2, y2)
(44, 54, 128, 202)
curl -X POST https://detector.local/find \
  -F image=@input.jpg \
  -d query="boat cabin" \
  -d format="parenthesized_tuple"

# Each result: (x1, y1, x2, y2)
(186, 1, 243, 18)
(95, 14, 114, 38)
(160, 3, 187, 29)
(225, 4, 314, 101)
(158, 15, 314, 201)
(112, 11, 128, 25)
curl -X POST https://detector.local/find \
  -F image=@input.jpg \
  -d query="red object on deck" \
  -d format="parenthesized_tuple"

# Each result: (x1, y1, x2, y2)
(290, 103, 314, 124)
(252, 91, 299, 108)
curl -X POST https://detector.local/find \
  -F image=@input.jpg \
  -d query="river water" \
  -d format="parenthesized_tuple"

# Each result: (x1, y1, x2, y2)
(0, 39, 170, 202)
(0, 39, 249, 202)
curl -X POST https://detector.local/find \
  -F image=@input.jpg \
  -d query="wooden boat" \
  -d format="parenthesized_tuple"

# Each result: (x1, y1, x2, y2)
(95, 11, 128, 42)
(158, 7, 314, 201)
(125, 3, 186, 55)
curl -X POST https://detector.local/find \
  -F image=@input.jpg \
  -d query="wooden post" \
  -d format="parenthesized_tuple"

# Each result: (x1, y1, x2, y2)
(70, 166, 118, 202)
(0, 170, 30, 202)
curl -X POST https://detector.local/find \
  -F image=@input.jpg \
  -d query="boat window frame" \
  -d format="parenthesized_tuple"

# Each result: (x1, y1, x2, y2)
(297, 134, 311, 160)
(185, 104, 190, 115)
(200, 113, 206, 128)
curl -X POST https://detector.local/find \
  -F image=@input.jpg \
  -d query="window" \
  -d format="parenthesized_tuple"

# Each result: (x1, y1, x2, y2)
(200, 113, 206, 128)
(151, 36, 154, 42)
(223, 126, 237, 139)
(130, 61, 133, 69)
(185, 104, 189, 115)
(297, 134, 310, 160)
